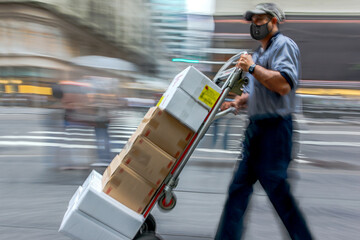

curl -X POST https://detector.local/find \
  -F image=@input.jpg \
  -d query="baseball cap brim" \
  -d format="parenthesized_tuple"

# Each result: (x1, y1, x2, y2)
(244, 9, 267, 21)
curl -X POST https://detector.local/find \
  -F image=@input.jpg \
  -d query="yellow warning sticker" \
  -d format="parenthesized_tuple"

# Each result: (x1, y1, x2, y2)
(198, 85, 220, 108)
(156, 95, 164, 107)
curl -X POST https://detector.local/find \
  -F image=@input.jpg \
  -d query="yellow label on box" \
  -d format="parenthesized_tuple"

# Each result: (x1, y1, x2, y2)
(156, 95, 164, 107)
(198, 85, 220, 108)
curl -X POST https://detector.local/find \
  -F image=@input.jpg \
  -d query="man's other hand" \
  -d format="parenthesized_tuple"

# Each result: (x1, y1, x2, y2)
(220, 93, 249, 113)
(220, 101, 233, 111)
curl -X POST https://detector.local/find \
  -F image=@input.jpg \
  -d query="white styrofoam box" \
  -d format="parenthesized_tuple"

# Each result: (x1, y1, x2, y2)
(169, 66, 221, 110)
(68, 186, 82, 210)
(158, 87, 208, 132)
(77, 170, 145, 239)
(82, 170, 101, 189)
(59, 203, 130, 240)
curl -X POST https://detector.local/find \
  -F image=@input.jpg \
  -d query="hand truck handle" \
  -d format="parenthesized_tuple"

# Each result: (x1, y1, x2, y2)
(214, 107, 237, 120)
(213, 51, 248, 83)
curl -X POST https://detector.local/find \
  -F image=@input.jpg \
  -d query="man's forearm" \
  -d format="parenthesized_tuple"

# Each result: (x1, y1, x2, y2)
(252, 65, 290, 96)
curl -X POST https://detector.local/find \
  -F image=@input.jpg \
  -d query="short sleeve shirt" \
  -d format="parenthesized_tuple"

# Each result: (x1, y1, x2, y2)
(244, 32, 301, 117)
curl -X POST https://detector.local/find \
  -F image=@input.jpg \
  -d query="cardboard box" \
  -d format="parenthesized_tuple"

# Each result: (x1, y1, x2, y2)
(136, 106, 194, 158)
(158, 87, 208, 132)
(111, 135, 175, 187)
(76, 171, 144, 239)
(102, 164, 157, 214)
(167, 66, 221, 110)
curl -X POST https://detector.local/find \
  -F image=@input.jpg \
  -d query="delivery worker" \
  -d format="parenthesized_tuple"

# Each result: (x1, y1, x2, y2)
(215, 3, 313, 240)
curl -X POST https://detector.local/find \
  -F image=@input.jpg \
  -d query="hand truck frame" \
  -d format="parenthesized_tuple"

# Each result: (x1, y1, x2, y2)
(135, 52, 249, 239)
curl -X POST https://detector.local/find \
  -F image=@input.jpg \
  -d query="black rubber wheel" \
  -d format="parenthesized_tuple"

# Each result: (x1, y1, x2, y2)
(157, 192, 177, 211)
(134, 232, 163, 240)
(135, 214, 156, 238)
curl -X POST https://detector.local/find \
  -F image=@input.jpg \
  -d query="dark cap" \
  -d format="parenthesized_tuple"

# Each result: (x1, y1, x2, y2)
(244, 3, 285, 22)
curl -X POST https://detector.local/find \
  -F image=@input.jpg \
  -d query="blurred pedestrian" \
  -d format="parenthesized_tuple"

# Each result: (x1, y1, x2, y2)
(212, 117, 237, 150)
(86, 76, 118, 166)
(212, 94, 239, 150)
(215, 3, 313, 240)
(92, 100, 112, 165)
(52, 81, 96, 169)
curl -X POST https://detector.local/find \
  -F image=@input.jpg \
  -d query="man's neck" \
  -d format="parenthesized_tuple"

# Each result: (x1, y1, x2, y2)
(260, 32, 274, 49)
(259, 30, 279, 49)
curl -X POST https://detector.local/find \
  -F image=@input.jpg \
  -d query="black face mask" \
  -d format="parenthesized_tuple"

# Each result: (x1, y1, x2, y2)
(250, 20, 272, 40)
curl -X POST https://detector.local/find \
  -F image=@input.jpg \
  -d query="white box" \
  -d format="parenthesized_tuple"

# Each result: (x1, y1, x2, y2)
(168, 66, 221, 110)
(158, 87, 208, 132)
(59, 170, 145, 240)
(67, 186, 82, 211)
(77, 171, 144, 238)
(59, 203, 130, 240)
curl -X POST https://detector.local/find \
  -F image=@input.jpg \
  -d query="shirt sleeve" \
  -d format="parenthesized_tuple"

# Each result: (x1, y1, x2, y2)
(269, 39, 300, 89)
(242, 72, 252, 94)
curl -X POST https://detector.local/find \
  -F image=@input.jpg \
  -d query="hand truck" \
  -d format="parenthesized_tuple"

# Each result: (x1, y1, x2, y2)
(135, 52, 249, 239)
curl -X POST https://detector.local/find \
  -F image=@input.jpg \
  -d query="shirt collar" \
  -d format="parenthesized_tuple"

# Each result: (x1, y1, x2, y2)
(265, 31, 281, 50)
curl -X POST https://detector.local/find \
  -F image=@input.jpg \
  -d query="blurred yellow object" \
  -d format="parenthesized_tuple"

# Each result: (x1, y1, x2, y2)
(5, 85, 15, 93)
(18, 85, 52, 95)
(297, 88, 360, 97)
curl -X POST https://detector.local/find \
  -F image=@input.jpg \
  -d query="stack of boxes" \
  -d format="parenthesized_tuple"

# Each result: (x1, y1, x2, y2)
(102, 107, 193, 214)
(59, 66, 222, 240)
(101, 66, 221, 215)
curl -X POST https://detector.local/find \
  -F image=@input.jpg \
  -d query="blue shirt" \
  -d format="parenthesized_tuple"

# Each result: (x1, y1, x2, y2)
(244, 32, 301, 117)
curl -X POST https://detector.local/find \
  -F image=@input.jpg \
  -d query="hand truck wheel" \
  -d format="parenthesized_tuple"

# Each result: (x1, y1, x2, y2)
(157, 192, 176, 211)
(134, 232, 163, 240)
(135, 214, 156, 237)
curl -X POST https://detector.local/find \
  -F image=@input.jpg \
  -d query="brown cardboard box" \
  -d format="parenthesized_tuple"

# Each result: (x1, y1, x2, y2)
(137, 107, 194, 158)
(111, 135, 175, 187)
(102, 164, 156, 214)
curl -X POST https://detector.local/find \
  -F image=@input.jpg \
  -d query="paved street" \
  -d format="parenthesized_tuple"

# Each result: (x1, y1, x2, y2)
(0, 103, 359, 240)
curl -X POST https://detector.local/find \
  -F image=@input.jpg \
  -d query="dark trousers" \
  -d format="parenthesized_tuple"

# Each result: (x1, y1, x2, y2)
(215, 115, 313, 240)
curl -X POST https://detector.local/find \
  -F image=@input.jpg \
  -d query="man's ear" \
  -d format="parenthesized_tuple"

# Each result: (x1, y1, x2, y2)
(271, 17, 278, 25)
(271, 17, 279, 29)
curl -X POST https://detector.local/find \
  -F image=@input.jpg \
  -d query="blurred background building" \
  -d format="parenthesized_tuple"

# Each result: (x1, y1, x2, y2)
(0, 0, 167, 107)
(147, 0, 216, 76)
